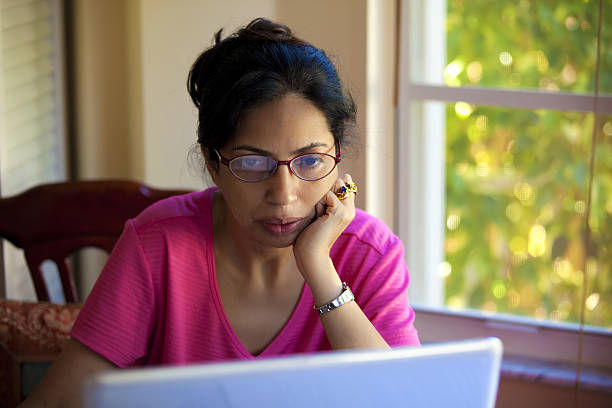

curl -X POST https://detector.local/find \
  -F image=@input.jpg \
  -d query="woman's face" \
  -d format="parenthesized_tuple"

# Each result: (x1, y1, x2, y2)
(210, 94, 338, 249)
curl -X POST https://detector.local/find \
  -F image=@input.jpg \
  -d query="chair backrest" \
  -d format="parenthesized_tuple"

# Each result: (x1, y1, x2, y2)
(0, 180, 192, 302)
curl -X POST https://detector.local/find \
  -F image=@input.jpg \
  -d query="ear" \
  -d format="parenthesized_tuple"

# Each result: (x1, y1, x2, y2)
(202, 146, 220, 184)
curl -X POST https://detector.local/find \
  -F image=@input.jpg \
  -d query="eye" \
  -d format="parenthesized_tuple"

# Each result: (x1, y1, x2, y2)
(233, 155, 269, 171)
(244, 158, 261, 167)
(297, 155, 323, 168)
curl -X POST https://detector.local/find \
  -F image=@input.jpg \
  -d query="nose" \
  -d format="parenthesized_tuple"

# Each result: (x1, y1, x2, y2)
(265, 163, 298, 206)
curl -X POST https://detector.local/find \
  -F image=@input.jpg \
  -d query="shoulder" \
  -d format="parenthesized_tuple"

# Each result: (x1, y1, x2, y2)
(130, 188, 214, 232)
(335, 208, 402, 256)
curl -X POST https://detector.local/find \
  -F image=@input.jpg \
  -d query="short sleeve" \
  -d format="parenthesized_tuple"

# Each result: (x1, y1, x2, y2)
(70, 220, 156, 367)
(348, 235, 420, 347)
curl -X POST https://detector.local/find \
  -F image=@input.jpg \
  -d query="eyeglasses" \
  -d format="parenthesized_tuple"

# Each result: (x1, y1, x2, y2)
(215, 147, 341, 182)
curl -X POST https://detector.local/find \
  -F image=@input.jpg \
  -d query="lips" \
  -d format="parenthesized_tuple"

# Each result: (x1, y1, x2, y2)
(259, 217, 309, 236)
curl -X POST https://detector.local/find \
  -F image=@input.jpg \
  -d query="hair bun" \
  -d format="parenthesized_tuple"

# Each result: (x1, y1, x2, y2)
(235, 18, 306, 45)
(189, 18, 308, 107)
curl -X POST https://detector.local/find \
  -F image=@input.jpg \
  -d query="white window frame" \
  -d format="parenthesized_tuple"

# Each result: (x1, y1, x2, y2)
(397, 0, 612, 369)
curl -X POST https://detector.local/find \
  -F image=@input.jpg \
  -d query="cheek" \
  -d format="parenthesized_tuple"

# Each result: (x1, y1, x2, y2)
(218, 180, 260, 220)
(325, 169, 340, 190)
(310, 170, 338, 202)
(224, 192, 261, 228)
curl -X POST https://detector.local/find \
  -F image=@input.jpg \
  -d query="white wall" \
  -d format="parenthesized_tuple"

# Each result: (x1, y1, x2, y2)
(137, 0, 277, 190)
(73, 0, 132, 179)
(365, 0, 396, 227)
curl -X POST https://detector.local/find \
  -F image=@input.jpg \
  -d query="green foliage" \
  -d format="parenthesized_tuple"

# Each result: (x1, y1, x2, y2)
(444, 0, 612, 327)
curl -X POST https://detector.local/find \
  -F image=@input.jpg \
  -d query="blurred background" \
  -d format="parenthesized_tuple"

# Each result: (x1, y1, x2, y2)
(1, 0, 611, 349)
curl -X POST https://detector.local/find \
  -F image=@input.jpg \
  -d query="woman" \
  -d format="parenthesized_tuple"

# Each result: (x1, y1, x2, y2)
(22, 18, 419, 407)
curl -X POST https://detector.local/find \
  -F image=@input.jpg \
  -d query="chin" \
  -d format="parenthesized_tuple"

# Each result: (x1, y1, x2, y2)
(255, 225, 306, 249)
(262, 232, 300, 249)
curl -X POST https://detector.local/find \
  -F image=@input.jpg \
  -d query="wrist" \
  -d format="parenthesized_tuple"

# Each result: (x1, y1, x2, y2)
(294, 256, 343, 306)
(293, 246, 329, 271)
(293, 243, 329, 262)
(310, 278, 344, 308)
(314, 282, 354, 316)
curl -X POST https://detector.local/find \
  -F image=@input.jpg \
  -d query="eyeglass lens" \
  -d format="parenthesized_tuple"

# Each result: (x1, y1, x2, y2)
(229, 154, 337, 181)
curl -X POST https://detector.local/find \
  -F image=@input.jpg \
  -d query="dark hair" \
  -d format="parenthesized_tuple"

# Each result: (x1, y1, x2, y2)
(187, 18, 356, 166)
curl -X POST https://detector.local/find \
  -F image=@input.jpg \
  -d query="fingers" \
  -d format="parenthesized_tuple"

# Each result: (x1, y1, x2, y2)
(326, 173, 356, 221)
(332, 178, 345, 198)
(314, 199, 326, 218)
(343, 173, 353, 185)
(296, 174, 357, 256)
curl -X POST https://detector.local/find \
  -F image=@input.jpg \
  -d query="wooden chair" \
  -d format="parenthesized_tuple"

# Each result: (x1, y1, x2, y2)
(0, 180, 191, 303)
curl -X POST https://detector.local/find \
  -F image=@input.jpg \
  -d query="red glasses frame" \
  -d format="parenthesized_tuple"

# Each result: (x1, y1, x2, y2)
(215, 146, 341, 182)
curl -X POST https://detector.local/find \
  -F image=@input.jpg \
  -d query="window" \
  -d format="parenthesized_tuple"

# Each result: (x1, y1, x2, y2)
(398, 0, 612, 369)
(0, 0, 68, 300)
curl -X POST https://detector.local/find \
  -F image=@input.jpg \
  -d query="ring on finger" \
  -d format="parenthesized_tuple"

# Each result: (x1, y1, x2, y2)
(334, 182, 358, 200)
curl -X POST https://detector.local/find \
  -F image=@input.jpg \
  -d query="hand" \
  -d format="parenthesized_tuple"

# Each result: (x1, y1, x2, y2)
(293, 174, 356, 263)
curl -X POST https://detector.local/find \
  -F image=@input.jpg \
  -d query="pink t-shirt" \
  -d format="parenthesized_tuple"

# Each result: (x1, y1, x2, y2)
(71, 187, 419, 367)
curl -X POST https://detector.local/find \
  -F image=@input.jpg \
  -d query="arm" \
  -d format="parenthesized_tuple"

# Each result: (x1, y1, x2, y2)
(297, 255, 390, 349)
(19, 338, 115, 408)
(294, 174, 390, 350)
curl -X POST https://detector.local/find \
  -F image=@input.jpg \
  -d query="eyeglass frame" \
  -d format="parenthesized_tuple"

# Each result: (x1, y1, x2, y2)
(214, 145, 342, 182)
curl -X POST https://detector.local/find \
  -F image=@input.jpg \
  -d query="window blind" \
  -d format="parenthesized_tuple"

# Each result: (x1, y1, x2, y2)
(1, 0, 67, 300)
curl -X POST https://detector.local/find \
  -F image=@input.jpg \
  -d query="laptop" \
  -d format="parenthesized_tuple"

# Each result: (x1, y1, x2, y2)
(83, 337, 503, 408)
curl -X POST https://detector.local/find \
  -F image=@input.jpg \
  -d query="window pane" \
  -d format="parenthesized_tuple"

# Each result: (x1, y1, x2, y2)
(444, 103, 612, 328)
(416, 1, 612, 94)
(587, 116, 612, 328)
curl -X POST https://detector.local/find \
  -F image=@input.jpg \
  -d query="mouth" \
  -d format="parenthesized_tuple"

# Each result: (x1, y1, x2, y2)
(259, 217, 309, 236)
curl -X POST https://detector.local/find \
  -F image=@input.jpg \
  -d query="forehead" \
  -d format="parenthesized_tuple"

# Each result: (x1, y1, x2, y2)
(230, 94, 334, 151)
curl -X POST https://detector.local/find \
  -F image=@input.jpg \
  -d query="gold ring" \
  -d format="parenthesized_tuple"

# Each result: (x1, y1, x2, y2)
(334, 182, 358, 200)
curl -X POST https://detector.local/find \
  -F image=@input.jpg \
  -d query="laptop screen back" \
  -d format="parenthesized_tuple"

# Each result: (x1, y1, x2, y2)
(83, 337, 502, 408)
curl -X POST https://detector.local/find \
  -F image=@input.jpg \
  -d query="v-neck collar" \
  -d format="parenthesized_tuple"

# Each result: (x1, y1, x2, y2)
(204, 187, 310, 359)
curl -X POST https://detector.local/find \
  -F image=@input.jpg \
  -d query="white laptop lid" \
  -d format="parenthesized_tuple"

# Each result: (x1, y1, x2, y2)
(83, 337, 503, 408)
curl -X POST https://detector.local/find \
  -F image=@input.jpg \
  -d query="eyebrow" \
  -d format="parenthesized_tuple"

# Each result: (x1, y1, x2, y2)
(232, 142, 330, 156)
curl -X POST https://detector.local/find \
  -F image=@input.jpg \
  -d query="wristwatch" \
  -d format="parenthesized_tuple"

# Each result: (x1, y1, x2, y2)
(315, 282, 354, 316)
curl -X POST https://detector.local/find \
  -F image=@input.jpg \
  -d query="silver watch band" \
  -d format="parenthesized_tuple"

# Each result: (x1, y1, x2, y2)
(314, 282, 354, 316)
